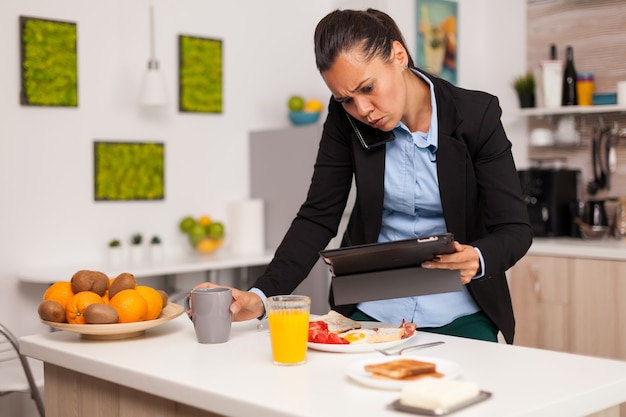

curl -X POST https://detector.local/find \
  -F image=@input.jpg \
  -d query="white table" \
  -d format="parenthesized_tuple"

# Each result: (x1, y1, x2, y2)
(19, 250, 275, 299)
(20, 315, 626, 417)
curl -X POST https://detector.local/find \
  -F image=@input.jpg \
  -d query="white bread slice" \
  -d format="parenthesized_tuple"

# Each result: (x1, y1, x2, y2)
(400, 377, 480, 410)
(317, 310, 362, 333)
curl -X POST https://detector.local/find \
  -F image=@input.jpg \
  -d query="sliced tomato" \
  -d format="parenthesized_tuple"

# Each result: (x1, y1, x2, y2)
(309, 328, 328, 343)
(311, 332, 328, 343)
(309, 320, 328, 331)
(308, 320, 349, 344)
(327, 332, 349, 344)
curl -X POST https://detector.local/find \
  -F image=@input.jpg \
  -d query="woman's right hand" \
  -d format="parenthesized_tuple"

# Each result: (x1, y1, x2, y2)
(192, 282, 265, 321)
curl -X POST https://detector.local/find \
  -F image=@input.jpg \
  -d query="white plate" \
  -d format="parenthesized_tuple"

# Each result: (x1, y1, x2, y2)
(41, 302, 184, 340)
(307, 320, 416, 353)
(346, 355, 462, 390)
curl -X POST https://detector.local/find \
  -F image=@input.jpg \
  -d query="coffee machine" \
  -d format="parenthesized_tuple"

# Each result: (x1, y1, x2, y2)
(518, 167, 580, 237)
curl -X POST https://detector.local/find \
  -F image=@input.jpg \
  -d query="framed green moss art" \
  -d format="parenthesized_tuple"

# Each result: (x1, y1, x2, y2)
(178, 35, 223, 113)
(19, 16, 78, 107)
(94, 141, 165, 201)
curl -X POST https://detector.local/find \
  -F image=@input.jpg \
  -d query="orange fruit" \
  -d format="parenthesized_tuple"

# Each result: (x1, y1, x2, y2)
(136, 285, 164, 320)
(109, 289, 148, 323)
(198, 215, 212, 226)
(43, 281, 75, 310)
(303, 99, 323, 112)
(66, 291, 105, 324)
(196, 238, 223, 253)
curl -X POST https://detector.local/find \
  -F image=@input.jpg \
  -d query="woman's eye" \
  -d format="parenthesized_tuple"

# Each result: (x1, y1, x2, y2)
(362, 84, 373, 93)
(337, 97, 353, 105)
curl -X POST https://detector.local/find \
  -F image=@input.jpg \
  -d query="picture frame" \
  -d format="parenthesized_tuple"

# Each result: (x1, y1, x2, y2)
(178, 35, 223, 113)
(416, 0, 458, 85)
(94, 141, 165, 201)
(19, 16, 78, 107)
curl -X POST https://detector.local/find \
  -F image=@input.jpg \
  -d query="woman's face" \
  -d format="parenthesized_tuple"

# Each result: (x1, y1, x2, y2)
(321, 42, 408, 132)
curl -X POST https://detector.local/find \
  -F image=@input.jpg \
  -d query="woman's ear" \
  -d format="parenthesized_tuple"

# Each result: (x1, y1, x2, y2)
(391, 40, 408, 67)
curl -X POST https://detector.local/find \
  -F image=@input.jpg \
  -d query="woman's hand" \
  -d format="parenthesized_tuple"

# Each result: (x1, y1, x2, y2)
(192, 282, 265, 321)
(421, 241, 480, 284)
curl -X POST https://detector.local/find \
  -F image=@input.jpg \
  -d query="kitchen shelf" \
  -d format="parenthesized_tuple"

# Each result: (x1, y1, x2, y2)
(519, 104, 626, 117)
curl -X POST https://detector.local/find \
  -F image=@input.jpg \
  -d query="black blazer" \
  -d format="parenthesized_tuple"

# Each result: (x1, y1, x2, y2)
(253, 72, 532, 344)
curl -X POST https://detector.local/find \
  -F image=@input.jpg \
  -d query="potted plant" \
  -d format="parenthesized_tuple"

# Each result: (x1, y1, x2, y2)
(150, 235, 163, 262)
(512, 71, 536, 108)
(108, 239, 123, 265)
(130, 233, 144, 264)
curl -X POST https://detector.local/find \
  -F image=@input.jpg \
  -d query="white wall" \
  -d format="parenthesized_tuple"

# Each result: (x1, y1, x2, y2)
(0, 0, 526, 340)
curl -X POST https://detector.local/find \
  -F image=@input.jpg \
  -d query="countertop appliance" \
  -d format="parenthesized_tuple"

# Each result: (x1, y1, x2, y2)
(518, 168, 580, 237)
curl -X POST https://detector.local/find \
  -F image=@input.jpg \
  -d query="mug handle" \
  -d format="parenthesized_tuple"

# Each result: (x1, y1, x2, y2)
(183, 294, 193, 321)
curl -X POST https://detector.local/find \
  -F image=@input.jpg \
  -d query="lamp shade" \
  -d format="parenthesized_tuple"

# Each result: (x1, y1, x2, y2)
(140, 65, 167, 107)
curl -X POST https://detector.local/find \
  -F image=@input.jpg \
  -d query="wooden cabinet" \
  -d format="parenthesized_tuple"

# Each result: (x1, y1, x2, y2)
(509, 254, 626, 361)
(508, 255, 570, 352)
(570, 258, 626, 360)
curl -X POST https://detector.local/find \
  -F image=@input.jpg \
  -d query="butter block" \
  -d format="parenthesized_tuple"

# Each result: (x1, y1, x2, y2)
(400, 377, 480, 410)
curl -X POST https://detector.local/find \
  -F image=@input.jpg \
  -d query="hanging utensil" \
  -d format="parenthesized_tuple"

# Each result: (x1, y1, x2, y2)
(608, 127, 617, 174)
(597, 127, 607, 190)
(598, 127, 615, 190)
(586, 127, 600, 195)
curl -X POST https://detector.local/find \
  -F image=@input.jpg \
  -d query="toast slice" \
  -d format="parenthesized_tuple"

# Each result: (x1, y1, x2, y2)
(317, 310, 362, 333)
(364, 359, 437, 380)
(371, 371, 444, 381)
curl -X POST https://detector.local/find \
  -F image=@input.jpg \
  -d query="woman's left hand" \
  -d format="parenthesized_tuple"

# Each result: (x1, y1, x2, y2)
(421, 241, 479, 284)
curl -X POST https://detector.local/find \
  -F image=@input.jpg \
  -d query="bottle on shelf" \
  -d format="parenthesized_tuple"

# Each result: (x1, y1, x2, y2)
(561, 45, 577, 106)
(540, 43, 563, 108)
(550, 44, 557, 60)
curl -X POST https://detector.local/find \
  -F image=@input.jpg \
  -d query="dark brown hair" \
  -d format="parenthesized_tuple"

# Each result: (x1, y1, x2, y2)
(314, 8, 415, 72)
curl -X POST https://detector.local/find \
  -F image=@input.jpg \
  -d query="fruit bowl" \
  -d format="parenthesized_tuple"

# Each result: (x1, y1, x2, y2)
(179, 215, 225, 254)
(289, 111, 321, 126)
(40, 302, 184, 340)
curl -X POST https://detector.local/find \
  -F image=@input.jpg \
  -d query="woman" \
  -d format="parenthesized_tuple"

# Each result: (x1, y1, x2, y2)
(195, 9, 532, 343)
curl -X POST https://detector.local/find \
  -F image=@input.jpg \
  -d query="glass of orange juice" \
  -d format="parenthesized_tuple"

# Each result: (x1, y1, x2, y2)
(267, 295, 311, 365)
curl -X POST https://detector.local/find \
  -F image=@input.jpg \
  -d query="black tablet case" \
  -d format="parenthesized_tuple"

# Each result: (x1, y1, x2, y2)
(320, 233, 462, 305)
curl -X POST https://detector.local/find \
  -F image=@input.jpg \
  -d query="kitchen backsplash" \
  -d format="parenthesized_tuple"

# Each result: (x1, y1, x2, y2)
(526, 0, 626, 202)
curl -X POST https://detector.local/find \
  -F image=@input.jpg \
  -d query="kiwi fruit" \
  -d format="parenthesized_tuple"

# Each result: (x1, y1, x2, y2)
(71, 270, 109, 296)
(83, 303, 119, 324)
(38, 299, 67, 323)
(157, 290, 169, 307)
(109, 272, 137, 299)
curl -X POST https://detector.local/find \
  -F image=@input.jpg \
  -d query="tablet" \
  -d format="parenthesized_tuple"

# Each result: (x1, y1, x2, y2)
(319, 233, 455, 277)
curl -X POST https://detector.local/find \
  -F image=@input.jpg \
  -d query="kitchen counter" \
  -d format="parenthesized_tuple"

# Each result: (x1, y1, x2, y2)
(529, 237, 626, 261)
(21, 314, 626, 417)
(18, 250, 275, 301)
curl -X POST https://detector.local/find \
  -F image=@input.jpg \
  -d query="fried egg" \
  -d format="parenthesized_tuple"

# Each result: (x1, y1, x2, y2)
(340, 328, 377, 344)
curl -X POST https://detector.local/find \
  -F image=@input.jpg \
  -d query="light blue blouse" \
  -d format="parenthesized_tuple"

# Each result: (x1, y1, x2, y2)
(357, 71, 480, 327)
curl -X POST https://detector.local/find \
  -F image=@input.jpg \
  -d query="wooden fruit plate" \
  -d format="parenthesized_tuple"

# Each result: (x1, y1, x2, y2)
(41, 302, 184, 340)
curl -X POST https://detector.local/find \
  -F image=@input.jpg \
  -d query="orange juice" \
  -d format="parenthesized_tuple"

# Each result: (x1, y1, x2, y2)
(268, 309, 309, 365)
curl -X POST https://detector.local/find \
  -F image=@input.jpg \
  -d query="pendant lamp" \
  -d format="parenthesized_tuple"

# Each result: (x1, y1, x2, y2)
(140, 0, 167, 106)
